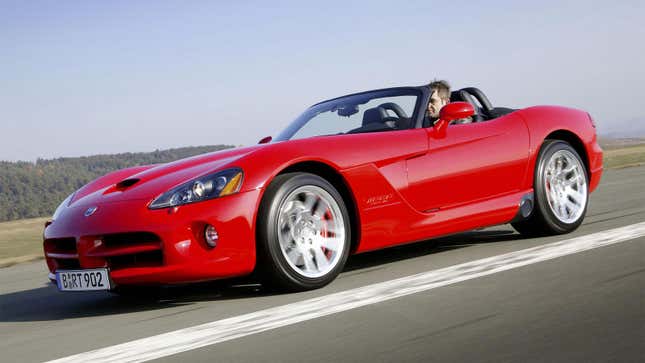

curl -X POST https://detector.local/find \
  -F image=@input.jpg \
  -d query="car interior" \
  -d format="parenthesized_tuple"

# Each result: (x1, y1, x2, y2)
(420, 87, 516, 127)
(449, 87, 516, 122)
(352, 87, 517, 133)
(347, 102, 413, 134)
(346, 87, 517, 134)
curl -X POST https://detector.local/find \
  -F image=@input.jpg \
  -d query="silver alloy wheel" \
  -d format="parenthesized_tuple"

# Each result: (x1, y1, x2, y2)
(277, 185, 346, 278)
(544, 149, 587, 224)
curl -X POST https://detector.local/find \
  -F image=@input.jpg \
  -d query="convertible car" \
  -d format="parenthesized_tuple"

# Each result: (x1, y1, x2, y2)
(44, 85, 603, 292)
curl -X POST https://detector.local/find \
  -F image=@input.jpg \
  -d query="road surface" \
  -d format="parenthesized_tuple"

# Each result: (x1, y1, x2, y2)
(1, 166, 644, 363)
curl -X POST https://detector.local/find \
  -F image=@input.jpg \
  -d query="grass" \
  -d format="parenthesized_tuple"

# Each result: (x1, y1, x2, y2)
(1, 142, 645, 269)
(603, 143, 645, 169)
(0, 217, 48, 268)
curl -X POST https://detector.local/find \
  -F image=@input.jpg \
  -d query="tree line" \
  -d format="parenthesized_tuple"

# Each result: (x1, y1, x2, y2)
(0, 145, 234, 222)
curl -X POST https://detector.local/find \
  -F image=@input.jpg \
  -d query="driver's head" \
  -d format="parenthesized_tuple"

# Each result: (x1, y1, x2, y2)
(427, 80, 451, 119)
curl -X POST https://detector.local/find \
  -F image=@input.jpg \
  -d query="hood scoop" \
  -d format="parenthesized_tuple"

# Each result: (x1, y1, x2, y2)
(102, 178, 141, 196)
(116, 178, 140, 189)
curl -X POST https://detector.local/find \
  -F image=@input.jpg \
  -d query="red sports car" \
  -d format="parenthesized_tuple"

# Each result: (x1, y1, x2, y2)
(44, 86, 603, 292)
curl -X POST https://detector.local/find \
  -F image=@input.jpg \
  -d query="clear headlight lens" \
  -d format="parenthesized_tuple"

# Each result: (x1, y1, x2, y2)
(149, 168, 243, 209)
(52, 193, 75, 221)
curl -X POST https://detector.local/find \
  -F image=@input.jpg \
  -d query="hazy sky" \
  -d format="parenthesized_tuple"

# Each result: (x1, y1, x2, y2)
(1, 0, 644, 161)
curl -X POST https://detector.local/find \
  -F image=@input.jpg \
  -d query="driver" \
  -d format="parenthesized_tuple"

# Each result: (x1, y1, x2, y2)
(426, 79, 473, 126)
(426, 79, 451, 123)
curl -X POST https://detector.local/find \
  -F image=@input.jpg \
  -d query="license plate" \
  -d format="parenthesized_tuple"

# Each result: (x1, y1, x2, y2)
(56, 268, 111, 291)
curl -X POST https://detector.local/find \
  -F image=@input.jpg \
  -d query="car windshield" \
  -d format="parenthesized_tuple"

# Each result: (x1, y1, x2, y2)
(274, 89, 421, 141)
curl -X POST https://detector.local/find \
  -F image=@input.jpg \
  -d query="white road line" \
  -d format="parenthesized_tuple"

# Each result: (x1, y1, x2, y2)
(46, 221, 645, 363)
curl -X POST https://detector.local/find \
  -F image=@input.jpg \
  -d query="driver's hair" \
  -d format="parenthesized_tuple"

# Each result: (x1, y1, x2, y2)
(428, 79, 451, 102)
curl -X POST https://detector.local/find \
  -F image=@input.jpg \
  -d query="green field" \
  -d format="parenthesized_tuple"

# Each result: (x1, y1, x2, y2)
(2, 143, 645, 268)
(0, 217, 48, 267)
(603, 143, 645, 169)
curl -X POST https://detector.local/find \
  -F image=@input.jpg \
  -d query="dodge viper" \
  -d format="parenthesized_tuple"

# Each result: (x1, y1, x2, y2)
(43, 85, 603, 292)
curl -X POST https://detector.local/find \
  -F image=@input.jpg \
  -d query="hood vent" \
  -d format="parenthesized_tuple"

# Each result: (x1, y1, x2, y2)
(115, 178, 140, 190)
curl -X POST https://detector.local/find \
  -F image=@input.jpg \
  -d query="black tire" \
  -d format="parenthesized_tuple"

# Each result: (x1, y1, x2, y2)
(512, 140, 589, 236)
(256, 172, 351, 292)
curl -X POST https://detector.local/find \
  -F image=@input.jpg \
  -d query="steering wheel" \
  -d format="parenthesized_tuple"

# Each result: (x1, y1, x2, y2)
(377, 102, 408, 119)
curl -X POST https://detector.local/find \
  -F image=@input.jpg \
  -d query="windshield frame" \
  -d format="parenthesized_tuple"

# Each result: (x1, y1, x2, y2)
(274, 87, 426, 142)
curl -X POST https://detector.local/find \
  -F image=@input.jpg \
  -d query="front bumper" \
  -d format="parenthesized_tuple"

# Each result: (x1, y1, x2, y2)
(44, 189, 261, 287)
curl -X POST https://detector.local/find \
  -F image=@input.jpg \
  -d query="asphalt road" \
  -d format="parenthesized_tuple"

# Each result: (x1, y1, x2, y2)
(1, 166, 644, 363)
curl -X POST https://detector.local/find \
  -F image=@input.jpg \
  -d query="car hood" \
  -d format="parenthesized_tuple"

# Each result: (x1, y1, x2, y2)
(69, 145, 263, 209)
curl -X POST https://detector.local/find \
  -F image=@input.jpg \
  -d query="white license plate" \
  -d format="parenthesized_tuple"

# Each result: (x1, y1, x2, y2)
(56, 269, 111, 291)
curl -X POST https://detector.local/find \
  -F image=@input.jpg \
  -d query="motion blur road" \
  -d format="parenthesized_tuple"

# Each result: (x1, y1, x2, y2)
(1, 167, 644, 363)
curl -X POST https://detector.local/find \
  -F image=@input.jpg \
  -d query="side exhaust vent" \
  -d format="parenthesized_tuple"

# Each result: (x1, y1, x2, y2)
(510, 192, 535, 223)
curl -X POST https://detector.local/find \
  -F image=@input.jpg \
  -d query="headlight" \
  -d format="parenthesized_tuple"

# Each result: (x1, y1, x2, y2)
(149, 168, 243, 209)
(52, 193, 74, 221)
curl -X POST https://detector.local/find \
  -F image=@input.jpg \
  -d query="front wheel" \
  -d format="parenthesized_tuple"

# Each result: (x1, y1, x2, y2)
(256, 172, 351, 291)
(512, 140, 589, 236)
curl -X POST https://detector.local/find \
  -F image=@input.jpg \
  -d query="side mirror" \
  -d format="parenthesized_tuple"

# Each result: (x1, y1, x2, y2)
(439, 102, 475, 122)
(433, 102, 475, 137)
(258, 136, 272, 144)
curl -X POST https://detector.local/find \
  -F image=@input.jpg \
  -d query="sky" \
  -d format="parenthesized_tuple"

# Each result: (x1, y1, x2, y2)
(1, 0, 644, 161)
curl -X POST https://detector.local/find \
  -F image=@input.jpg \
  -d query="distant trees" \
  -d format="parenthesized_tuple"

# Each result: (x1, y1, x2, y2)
(0, 145, 233, 222)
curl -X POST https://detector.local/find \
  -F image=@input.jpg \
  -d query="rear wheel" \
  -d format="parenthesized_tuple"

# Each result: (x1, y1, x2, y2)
(256, 173, 351, 291)
(512, 140, 588, 236)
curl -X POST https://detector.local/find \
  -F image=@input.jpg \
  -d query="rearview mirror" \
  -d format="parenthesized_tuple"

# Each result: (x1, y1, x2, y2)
(258, 136, 272, 144)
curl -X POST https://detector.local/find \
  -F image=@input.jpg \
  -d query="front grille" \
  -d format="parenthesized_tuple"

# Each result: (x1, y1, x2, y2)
(102, 232, 160, 249)
(44, 237, 77, 254)
(108, 250, 163, 270)
(94, 232, 163, 270)
(44, 237, 80, 271)
(45, 233, 164, 271)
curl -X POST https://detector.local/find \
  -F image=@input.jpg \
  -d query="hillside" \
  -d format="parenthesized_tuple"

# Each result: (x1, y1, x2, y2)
(0, 145, 234, 222)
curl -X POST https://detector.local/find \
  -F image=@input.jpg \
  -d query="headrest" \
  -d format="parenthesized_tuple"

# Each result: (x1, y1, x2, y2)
(460, 87, 493, 112)
(362, 107, 388, 127)
(450, 91, 462, 103)
(458, 90, 479, 116)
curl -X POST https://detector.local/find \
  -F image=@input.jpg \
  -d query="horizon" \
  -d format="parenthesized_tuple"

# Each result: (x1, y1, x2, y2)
(1, 0, 643, 162)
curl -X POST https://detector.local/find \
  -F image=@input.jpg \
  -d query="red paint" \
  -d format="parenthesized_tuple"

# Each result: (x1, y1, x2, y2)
(44, 104, 603, 288)
(440, 101, 475, 121)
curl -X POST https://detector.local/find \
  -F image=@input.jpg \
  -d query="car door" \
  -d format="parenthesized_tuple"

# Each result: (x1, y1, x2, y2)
(403, 113, 530, 212)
